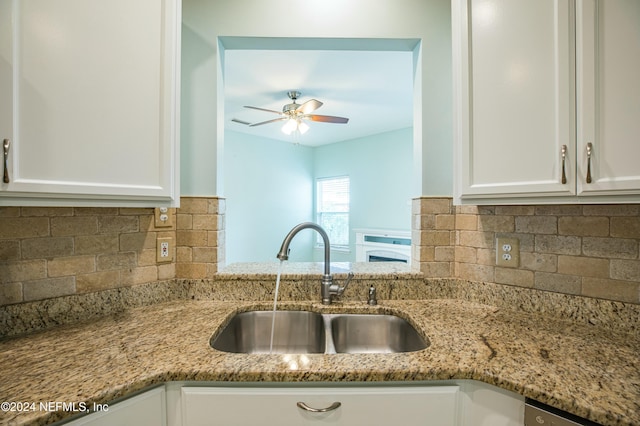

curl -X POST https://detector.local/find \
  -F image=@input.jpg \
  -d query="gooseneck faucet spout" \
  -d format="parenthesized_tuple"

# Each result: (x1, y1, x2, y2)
(277, 222, 353, 305)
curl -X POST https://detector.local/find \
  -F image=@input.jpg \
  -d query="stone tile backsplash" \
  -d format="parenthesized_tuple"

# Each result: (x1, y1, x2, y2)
(1, 196, 639, 306)
(413, 198, 640, 304)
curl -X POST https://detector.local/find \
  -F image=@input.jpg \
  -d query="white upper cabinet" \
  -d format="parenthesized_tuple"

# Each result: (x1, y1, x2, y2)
(0, 0, 180, 207)
(453, 0, 640, 204)
(576, 0, 640, 197)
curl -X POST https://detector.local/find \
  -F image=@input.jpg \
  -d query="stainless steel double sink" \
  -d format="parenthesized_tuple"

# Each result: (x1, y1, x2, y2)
(210, 310, 429, 354)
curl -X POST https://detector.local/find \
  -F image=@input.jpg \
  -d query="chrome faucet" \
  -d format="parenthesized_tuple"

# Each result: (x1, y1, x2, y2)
(277, 222, 353, 305)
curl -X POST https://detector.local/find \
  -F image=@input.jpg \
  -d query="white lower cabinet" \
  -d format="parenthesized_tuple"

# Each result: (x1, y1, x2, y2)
(58, 381, 524, 426)
(179, 386, 459, 426)
(61, 387, 166, 426)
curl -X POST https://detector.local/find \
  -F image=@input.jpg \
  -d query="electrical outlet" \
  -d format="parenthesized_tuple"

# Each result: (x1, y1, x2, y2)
(154, 207, 174, 228)
(496, 237, 519, 268)
(157, 237, 174, 262)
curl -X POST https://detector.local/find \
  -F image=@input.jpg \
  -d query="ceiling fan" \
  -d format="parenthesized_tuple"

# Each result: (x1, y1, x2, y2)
(232, 91, 349, 135)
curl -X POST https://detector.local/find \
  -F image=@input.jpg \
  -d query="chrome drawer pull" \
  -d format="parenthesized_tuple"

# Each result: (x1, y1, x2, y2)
(561, 144, 567, 184)
(586, 142, 593, 183)
(3, 139, 9, 184)
(296, 401, 341, 413)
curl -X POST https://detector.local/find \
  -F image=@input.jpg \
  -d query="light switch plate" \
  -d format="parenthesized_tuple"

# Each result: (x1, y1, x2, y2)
(157, 237, 174, 262)
(154, 207, 174, 228)
(496, 237, 520, 268)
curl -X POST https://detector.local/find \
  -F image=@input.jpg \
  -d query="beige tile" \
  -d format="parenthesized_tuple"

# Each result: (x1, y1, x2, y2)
(419, 261, 453, 278)
(582, 237, 638, 260)
(74, 207, 118, 216)
(535, 205, 582, 216)
(193, 247, 218, 263)
(454, 246, 477, 263)
(534, 272, 581, 295)
(21, 207, 73, 217)
(98, 215, 139, 234)
(0, 282, 23, 305)
(476, 248, 495, 266)
(76, 271, 120, 293)
(415, 198, 452, 214)
(208, 230, 224, 248)
(0, 260, 46, 283)
(178, 197, 210, 214)
(535, 235, 581, 255)
(176, 247, 193, 263)
(193, 214, 221, 231)
(434, 246, 455, 262)
(458, 231, 494, 249)
(75, 235, 119, 255)
(435, 214, 455, 230)
(520, 252, 557, 273)
(23, 276, 75, 301)
(158, 263, 176, 280)
(48, 256, 95, 277)
(495, 267, 534, 288)
(455, 262, 494, 282)
(176, 262, 208, 279)
(610, 259, 640, 282)
(495, 206, 534, 216)
(0, 207, 20, 217)
(455, 214, 477, 230)
(176, 214, 193, 230)
(121, 266, 158, 285)
(417, 230, 451, 246)
(583, 204, 640, 216)
(477, 215, 514, 232)
(610, 217, 640, 239)
(415, 245, 435, 262)
(97, 252, 137, 271)
(0, 240, 20, 261)
(120, 232, 158, 252)
(515, 216, 557, 234)
(22, 237, 74, 259)
(51, 216, 98, 237)
(582, 277, 640, 303)
(558, 216, 609, 237)
(177, 230, 208, 247)
(0, 217, 49, 239)
(557, 255, 609, 279)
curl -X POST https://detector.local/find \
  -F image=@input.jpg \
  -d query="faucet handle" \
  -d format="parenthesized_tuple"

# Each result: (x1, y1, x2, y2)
(333, 272, 354, 296)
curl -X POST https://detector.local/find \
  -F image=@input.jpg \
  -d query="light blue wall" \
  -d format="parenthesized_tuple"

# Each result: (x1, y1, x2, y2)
(181, 0, 452, 197)
(225, 128, 412, 263)
(313, 128, 413, 262)
(224, 130, 315, 263)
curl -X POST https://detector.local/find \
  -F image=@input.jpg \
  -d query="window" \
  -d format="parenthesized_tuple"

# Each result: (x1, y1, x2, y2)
(316, 176, 350, 249)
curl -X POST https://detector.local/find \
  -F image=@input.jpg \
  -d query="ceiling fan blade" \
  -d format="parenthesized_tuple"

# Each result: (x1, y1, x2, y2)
(244, 105, 283, 115)
(249, 117, 287, 127)
(306, 114, 349, 124)
(297, 99, 323, 115)
(231, 118, 251, 125)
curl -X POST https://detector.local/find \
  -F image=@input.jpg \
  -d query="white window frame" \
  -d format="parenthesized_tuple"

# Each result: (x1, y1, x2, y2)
(316, 176, 350, 250)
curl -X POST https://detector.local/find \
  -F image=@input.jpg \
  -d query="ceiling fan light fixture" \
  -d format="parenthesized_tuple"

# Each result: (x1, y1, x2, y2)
(282, 118, 298, 135)
(298, 120, 309, 135)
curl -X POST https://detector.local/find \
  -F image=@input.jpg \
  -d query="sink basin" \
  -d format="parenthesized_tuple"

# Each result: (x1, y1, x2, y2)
(211, 310, 429, 354)
(329, 314, 428, 354)
(210, 310, 325, 354)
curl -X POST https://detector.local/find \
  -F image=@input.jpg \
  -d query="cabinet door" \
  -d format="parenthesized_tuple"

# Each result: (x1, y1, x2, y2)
(63, 387, 166, 426)
(0, 0, 180, 207)
(181, 386, 459, 426)
(454, 0, 575, 202)
(576, 0, 640, 198)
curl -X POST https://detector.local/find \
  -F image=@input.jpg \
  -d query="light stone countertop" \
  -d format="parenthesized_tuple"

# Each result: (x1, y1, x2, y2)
(0, 298, 638, 426)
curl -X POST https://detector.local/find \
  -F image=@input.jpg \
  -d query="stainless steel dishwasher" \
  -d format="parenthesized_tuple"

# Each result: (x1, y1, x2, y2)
(525, 400, 603, 426)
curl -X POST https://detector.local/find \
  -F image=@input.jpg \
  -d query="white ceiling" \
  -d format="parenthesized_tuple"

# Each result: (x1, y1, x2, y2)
(223, 49, 414, 147)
